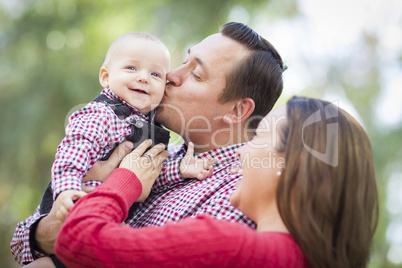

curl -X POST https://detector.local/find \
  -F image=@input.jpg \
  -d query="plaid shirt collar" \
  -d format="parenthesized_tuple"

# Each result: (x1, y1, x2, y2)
(101, 87, 148, 122)
(172, 142, 244, 170)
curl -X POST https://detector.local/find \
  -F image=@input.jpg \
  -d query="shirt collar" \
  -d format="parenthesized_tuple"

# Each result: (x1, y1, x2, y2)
(101, 87, 147, 121)
(173, 142, 243, 170)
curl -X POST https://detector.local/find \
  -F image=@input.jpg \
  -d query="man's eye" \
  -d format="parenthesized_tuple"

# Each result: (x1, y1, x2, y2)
(128, 66, 136, 71)
(192, 72, 201, 80)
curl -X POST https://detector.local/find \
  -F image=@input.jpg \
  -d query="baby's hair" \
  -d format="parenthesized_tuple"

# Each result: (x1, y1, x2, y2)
(102, 32, 167, 67)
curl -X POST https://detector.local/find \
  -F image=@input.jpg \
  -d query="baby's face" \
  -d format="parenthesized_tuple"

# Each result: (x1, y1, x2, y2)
(101, 37, 170, 115)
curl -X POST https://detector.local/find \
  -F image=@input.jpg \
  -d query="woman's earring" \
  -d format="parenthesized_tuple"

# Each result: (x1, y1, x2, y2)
(277, 170, 282, 176)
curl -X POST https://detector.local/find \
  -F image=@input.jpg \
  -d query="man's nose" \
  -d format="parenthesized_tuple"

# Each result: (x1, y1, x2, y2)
(166, 65, 185, 87)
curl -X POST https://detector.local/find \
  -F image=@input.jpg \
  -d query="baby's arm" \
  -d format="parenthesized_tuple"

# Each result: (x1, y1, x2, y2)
(179, 142, 218, 180)
(22, 190, 86, 267)
(52, 102, 114, 199)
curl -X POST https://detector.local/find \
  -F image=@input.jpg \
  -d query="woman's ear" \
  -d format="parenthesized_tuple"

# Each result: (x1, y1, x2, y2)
(223, 98, 255, 125)
(99, 66, 109, 88)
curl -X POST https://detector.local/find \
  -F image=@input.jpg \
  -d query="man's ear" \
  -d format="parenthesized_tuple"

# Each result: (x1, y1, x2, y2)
(223, 98, 255, 125)
(99, 66, 109, 88)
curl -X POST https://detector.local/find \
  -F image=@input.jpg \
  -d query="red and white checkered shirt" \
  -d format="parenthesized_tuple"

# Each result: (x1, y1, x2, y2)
(10, 142, 255, 265)
(127, 143, 256, 228)
(51, 87, 147, 199)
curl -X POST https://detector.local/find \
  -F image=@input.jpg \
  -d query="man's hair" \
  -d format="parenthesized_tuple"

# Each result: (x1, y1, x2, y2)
(102, 32, 167, 67)
(219, 22, 286, 129)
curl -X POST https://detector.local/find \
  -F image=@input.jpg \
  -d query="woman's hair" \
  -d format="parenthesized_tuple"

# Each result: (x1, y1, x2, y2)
(276, 96, 378, 268)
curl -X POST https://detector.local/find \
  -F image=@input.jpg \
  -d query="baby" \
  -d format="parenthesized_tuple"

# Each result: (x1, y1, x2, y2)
(52, 32, 170, 200)
(31, 32, 216, 268)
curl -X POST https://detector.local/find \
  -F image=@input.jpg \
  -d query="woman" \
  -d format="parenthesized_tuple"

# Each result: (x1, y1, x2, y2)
(54, 96, 378, 267)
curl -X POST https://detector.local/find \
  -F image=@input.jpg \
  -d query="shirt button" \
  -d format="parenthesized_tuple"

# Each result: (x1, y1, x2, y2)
(134, 120, 144, 128)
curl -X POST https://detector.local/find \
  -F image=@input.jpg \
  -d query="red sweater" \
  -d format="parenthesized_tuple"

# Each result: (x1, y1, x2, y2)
(55, 168, 309, 268)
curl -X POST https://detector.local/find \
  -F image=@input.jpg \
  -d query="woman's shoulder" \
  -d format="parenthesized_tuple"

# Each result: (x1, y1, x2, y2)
(257, 232, 310, 267)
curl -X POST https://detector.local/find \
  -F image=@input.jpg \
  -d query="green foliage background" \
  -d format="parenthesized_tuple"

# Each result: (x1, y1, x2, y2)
(1, 0, 401, 267)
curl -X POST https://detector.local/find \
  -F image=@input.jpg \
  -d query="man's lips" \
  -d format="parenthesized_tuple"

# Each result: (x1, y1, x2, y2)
(164, 81, 175, 97)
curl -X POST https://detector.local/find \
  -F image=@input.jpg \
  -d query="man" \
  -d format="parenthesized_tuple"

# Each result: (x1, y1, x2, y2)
(11, 22, 286, 265)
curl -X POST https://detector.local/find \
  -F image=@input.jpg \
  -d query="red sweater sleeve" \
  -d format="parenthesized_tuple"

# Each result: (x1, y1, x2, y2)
(55, 168, 308, 268)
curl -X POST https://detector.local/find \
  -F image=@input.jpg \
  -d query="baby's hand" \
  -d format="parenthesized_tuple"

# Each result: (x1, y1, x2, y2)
(52, 190, 87, 222)
(180, 142, 218, 180)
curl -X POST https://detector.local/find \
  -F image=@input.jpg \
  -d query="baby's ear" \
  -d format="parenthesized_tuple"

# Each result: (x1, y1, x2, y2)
(99, 66, 109, 88)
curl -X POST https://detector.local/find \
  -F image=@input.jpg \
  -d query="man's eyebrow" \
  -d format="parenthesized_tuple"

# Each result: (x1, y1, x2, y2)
(188, 48, 208, 74)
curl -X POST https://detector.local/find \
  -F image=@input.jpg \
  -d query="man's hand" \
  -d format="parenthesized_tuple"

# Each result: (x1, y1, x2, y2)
(35, 190, 86, 254)
(23, 256, 55, 267)
(179, 142, 218, 180)
(51, 190, 87, 222)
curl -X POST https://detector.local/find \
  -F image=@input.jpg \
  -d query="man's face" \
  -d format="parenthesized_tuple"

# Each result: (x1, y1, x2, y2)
(156, 33, 249, 145)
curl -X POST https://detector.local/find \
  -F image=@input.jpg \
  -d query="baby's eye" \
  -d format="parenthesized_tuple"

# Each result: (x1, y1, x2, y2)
(128, 66, 136, 71)
(151, 72, 160, 78)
